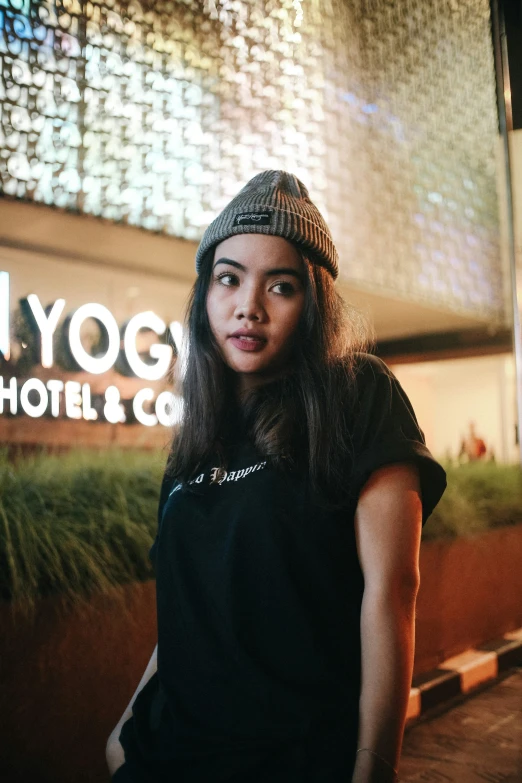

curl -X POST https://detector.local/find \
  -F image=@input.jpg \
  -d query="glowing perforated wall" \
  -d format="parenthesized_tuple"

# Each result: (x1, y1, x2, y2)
(0, 0, 502, 319)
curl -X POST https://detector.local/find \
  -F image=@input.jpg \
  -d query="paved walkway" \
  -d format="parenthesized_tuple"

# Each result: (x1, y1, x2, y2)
(399, 667, 522, 782)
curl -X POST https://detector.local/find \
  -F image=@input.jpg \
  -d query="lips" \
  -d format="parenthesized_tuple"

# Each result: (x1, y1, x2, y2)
(228, 331, 267, 353)
(230, 329, 266, 340)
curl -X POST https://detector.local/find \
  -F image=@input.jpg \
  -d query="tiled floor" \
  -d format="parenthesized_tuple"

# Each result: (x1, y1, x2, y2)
(399, 667, 522, 782)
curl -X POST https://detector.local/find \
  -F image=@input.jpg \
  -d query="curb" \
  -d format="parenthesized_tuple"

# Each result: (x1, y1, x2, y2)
(406, 626, 522, 722)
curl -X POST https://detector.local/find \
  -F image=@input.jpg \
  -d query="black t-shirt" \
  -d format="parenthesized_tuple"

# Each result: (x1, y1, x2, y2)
(118, 353, 447, 783)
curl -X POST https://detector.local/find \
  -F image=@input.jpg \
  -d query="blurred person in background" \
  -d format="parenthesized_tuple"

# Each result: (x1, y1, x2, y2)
(458, 420, 488, 463)
(106, 171, 447, 783)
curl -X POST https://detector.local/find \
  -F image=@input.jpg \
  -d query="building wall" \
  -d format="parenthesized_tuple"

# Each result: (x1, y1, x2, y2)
(391, 354, 518, 464)
(1, 245, 192, 349)
(0, 0, 504, 322)
(511, 129, 522, 281)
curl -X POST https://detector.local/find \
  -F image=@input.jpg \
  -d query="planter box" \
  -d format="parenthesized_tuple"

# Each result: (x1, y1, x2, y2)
(414, 524, 522, 675)
(2, 524, 522, 782)
(0, 581, 157, 783)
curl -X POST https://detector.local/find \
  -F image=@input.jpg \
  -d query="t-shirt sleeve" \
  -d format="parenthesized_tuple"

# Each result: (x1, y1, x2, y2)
(149, 467, 177, 565)
(349, 354, 447, 526)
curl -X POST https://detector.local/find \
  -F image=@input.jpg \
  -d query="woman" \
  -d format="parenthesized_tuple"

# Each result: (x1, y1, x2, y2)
(107, 171, 447, 783)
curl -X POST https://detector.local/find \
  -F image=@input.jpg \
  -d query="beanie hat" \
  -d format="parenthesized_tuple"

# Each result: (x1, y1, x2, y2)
(195, 170, 339, 279)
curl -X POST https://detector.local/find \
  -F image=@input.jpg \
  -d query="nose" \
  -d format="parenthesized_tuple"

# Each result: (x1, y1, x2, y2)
(234, 283, 266, 322)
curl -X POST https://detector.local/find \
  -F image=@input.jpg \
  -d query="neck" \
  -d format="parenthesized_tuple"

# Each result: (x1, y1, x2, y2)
(235, 363, 295, 397)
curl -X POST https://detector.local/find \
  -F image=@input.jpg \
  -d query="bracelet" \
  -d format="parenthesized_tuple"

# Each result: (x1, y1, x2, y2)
(356, 747, 399, 777)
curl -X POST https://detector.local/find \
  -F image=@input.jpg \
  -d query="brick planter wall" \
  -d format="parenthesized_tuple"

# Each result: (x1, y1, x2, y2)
(0, 581, 157, 783)
(414, 524, 522, 675)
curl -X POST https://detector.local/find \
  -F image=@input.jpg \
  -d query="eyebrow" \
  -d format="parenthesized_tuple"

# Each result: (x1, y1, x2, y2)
(214, 257, 303, 279)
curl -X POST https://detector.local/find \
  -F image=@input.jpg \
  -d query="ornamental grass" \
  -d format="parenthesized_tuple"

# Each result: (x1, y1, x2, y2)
(423, 460, 522, 541)
(0, 446, 164, 616)
(0, 448, 521, 612)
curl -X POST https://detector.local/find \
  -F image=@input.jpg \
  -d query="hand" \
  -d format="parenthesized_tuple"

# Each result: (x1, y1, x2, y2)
(106, 726, 126, 776)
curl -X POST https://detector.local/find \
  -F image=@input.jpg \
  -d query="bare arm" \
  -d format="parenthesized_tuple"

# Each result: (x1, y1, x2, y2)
(351, 462, 422, 783)
(106, 644, 158, 776)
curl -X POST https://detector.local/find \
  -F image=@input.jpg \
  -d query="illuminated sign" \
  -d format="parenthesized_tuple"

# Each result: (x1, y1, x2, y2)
(0, 271, 184, 427)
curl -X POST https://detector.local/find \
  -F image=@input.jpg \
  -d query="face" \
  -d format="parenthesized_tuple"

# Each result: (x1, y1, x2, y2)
(206, 233, 306, 392)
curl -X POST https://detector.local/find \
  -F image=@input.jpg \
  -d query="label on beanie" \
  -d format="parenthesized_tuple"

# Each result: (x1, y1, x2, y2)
(233, 211, 273, 226)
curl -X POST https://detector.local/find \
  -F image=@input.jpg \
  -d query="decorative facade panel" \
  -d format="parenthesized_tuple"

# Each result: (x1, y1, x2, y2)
(0, 0, 502, 320)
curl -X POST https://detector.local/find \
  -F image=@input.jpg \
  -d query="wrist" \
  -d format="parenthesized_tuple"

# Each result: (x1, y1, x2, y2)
(351, 747, 399, 783)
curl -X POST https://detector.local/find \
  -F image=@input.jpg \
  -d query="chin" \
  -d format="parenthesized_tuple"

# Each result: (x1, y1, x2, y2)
(224, 353, 269, 376)
(233, 359, 269, 375)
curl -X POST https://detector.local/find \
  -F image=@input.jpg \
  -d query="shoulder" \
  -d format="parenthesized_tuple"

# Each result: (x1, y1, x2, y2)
(334, 351, 395, 402)
(352, 351, 393, 379)
(331, 350, 386, 375)
(326, 351, 394, 406)
(346, 352, 421, 439)
(333, 351, 393, 379)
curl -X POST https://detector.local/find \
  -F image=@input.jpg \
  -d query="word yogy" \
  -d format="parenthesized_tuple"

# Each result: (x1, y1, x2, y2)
(0, 270, 185, 427)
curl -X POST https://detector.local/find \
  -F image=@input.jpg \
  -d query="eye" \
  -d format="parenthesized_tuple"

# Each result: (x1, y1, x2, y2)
(270, 280, 296, 296)
(215, 271, 239, 286)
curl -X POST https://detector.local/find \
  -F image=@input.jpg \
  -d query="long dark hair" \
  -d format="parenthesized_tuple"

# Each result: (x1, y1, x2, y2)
(167, 245, 374, 504)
